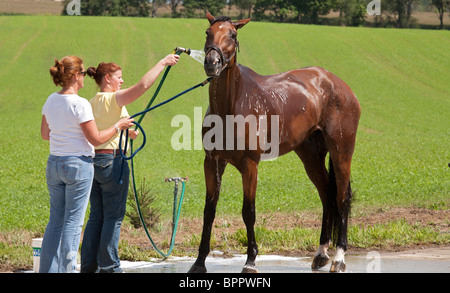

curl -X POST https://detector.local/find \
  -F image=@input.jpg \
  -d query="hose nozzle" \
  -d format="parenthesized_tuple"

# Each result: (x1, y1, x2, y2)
(174, 47, 191, 55)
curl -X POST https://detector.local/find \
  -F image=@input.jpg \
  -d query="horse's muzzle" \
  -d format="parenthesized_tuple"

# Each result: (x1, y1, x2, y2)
(204, 49, 223, 77)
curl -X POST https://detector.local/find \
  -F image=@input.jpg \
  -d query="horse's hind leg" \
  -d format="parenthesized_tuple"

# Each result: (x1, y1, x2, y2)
(295, 131, 331, 270)
(327, 156, 353, 273)
(325, 131, 357, 272)
(188, 156, 227, 273)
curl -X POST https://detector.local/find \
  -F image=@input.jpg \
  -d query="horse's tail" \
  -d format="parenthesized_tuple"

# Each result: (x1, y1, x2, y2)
(327, 158, 352, 247)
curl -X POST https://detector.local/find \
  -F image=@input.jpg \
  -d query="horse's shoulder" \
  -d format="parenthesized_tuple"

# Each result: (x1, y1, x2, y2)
(238, 64, 259, 77)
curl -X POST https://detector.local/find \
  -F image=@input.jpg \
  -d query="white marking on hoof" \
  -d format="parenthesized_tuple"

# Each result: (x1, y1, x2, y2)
(330, 247, 346, 272)
(311, 243, 331, 270)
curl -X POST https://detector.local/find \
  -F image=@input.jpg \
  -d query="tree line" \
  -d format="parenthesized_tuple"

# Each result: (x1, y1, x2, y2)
(62, 0, 449, 29)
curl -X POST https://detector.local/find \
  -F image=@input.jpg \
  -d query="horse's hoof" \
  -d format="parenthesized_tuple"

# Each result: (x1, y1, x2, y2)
(241, 265, 258, 273)
(330, 260, 346, 273)
(311, 254, 330, 270)
(188, 264, 207, 273)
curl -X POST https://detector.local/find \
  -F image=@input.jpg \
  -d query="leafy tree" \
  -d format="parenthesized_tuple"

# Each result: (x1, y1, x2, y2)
(386, 0, 417, 28)
(289, 0, 333, 24)
(331, 0, 366, 26)
(149, 0, 165, 17)
(182, 0, 227, 18)
(169, 0, 182, 18)
(254, 0, 293, 22)
(432, 0, 450, 28)
(232, 0, 256, 18)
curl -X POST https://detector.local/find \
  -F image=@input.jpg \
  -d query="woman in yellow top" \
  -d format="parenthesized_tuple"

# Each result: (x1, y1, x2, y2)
(81, 54, 179, 273)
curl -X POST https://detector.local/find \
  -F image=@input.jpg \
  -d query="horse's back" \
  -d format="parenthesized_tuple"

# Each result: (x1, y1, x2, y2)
(237, 64, 360, 150)
(238, 64, 359, 118)
(291, 66, 359, 107)
(287, 66, 361, 122)
(240, 64, 358, 104)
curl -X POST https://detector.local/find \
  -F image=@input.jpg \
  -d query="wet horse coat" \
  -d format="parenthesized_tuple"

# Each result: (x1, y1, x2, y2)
(189, 12, 361, 273)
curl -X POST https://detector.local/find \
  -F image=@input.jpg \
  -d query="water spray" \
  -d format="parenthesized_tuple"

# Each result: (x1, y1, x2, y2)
(174, 46, 205, 64)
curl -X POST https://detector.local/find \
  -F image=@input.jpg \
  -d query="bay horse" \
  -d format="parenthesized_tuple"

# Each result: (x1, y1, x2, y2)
(188, 12, 361, 273)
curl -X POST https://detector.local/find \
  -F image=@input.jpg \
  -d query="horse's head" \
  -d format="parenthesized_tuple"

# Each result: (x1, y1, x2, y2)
(204, 11, 251, 77)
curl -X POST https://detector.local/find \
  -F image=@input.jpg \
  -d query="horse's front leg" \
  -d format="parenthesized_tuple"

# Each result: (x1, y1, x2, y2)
(188, 156, 227, 273)
(240, 158, 259, 273)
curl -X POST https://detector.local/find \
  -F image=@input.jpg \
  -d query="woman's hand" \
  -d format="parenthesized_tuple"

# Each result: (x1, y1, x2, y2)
(161, 54, 180, 67)
(128, 129, 139, 140)
(81, 116, 134, 147)
(116, 117, 135, 130)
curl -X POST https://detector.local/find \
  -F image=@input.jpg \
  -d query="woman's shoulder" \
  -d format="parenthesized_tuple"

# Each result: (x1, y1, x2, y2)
(45, 91, 61, 101)
(91, 91, 117, 102)
(90, 91, 119, 108)
(44, 92, 84, 106)
(42, 93, 91, 117)
(93, 91, 116, 99)
(42, 92, 58, 113)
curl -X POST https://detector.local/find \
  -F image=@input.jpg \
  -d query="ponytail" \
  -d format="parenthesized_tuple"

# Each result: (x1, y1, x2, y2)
(49, 56, 83, 87)
(87, 62, 121, 86)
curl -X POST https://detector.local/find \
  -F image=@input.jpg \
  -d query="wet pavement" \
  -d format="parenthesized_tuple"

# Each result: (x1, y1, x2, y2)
(121, 248, 450, 273)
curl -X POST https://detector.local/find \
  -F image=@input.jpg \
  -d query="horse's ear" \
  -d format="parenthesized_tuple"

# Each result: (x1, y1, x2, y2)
(232, 18, 251, 30)
(206, 11, 215, 24)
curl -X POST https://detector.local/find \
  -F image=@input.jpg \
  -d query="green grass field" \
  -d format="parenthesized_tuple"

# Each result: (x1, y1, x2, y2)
(0, 15, 448, 236)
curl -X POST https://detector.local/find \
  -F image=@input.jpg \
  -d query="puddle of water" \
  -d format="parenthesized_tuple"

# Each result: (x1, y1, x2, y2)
(122, 255, 310, 273)
(121, 254, 450, 273)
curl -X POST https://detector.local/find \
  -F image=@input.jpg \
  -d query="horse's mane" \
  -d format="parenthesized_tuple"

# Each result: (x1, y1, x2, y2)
(211, 16, 232, 25)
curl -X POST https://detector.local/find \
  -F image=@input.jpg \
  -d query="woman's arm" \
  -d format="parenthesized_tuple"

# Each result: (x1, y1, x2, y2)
(115, 54, 179, 108)
(80, 117, 134, 147)
(41, 115, 50, 141)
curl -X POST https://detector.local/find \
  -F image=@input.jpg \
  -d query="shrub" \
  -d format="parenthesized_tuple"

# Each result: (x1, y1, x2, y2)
(126, 178, 161, 229)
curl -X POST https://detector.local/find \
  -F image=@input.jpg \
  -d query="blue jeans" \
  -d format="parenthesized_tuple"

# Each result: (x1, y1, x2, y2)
(40, 155, 94, 273)
(80, 154, 129, 273)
